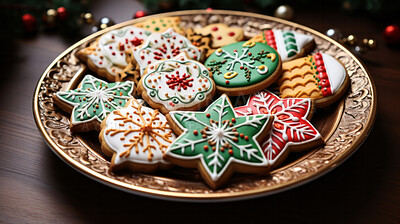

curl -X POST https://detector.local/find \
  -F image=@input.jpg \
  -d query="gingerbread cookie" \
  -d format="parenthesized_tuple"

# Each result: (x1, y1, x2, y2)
(138, 52, 216, 114)
(165, 94, 273, 189)
(131, 28, 204, 76)
(277, 52, 349, 107)
(234, 90, 323, 168)
(249, 29, 315, 62)
(205, 41, 282, 96)
(77, 26, 152, 82)
(194, 23, 244, 48)
(100, 98, 176, 172)
(185, 28, 214, 57)
(52, 75, 135, 132)
(134, 17, 185, 35)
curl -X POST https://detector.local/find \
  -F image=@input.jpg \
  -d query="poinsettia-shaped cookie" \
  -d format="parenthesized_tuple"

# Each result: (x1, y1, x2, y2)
(77, 26, 152, 81)
(165, 94, 273, 189)
(249, 29, 315, 62)
(138, 52, 216, 114)
(277, 52, 349, 107)
(52, 75, 134, 132)
(100, 98, 176, 172)
(131, 28, 203, 75)
(234, 90, 323, 168)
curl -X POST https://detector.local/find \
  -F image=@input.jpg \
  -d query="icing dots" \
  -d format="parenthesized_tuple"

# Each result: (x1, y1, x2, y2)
(133, 28, 203, 74)
(103, 99, 176, 168)
(87, 26, 152, 77)
(55, 75, 134, 125)
(134, 17, 185, 35)
(194, 23, 244, 48)
(318, 53, 346, 95)
(166, 94, 271, 188)
(141, 52, 215, 111)
(205, 41, 280, 88)
(234, 90, 322, 166)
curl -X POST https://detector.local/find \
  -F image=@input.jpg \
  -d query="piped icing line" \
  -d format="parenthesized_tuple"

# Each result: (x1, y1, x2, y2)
(103, 98, 176, 166)
(234, 90, 322, 166)
(141, 52, 214, 111)
(166, 94, 271, 184)
(55, 75, 135, 125)
(132, 28, 203, 74)
(87, 26, 152, 77)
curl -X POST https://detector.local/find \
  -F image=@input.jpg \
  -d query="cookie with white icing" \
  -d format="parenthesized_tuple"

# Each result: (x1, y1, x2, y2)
(138, 52, 216, 114)
(77, 26, 152, 82)
(130, 28, 204, 77)
(234, 90, 323, 168)
(100, 98, 176, 172)
(277, 52, 349, 107)
(249, 29, 315, 62)
(194, 23, 244, 48)
(52, 75, 135, 132)
(165, 94, 272, 189)
(205, 41, 282, 96)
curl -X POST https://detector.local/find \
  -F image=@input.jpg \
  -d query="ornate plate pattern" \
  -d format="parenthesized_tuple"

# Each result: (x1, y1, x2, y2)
(33, 10, 376, 201)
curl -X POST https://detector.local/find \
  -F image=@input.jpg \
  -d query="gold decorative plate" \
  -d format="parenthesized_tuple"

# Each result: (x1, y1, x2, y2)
(33, 10, 376, 202)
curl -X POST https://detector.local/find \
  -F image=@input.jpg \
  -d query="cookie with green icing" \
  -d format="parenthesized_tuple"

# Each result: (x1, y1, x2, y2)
(165, 94, 273, 189)
(138, 52, 216, 114)
(205, 41, 282, 96)
(52, 75, 134, 132)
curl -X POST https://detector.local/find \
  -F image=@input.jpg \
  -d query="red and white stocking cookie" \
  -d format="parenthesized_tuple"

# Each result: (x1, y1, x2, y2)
(234, 90, 323, 168)
(277, 52, 349, 107)
(137, 52, 216, 114)
(99, 98, 176, 172)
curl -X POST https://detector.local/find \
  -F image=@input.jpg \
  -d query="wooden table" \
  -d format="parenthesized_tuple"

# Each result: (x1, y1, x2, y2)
(1, 2, 399, 223)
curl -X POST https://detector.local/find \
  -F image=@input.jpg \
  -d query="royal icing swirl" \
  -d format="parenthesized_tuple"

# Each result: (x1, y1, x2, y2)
(55, 75, 134, 125)
(103, 98, 176, 166)
(132, 28, 203, 74)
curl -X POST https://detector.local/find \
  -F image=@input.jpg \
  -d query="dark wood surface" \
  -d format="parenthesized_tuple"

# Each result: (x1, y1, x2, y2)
(1, 1, 399, 223)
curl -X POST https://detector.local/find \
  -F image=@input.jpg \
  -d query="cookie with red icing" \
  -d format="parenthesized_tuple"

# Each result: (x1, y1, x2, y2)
(194, 23, 244, 48)
(99, 98, 176, 172)
(277, 52, 349, 107)
(77, 26, 152, 82)
(234, 90, 323, 168)
(137, 52, 216, 114)
(248, 29, 315, 62)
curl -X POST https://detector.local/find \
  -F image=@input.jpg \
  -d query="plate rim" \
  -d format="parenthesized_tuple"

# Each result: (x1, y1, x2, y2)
(33, 9, 377, 202)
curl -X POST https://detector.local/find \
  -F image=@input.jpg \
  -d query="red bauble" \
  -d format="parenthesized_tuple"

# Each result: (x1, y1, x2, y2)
(206, 8, 213, 12)
(57, 7, 68, 21)
(383, 25, 400, 45)
(22, 14, 36, 33)
(134, 10, 147, 19)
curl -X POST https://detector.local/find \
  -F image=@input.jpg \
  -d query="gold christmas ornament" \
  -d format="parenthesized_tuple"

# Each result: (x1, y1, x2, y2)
(274, 5, 294, 20)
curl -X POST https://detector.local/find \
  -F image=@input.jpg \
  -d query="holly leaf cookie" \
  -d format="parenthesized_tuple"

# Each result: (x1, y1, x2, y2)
(77, 26, 152, 82)
(131, 28, 204, 76)
(165, 94, 273, 189)
(52, 75, 134, 132)
(138, 52, 216, 114)
(249, 29, 315, 62)
(234, 90, 323, 168)
(134, 17, 185, 35)
(277, 52, 349, 107)
(205, 41, 282, 96)
(99, 98, 176, 172)
(194, 23, 244, 49)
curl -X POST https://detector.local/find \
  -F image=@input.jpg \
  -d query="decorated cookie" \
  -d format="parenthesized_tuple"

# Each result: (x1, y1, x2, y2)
(131, 28, 204, 75)
(185, 28, 214, 57)
(99, 98, 176, 172)
(165, 94, 273, 189)
(205, 41, 282, 96)
(249, 29, 315, 62)
(234, 90, 323, 168)
(52, 75, 134, 132)
(77, 26, 152, 82)
(134, 17, 185, 35)
(138, 52, 216, 114)
(277, 52, 349, 107)
(194, 23, 244, 48)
